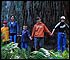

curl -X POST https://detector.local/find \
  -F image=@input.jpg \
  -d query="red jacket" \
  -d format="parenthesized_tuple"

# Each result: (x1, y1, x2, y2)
(31, 22, 51, 38)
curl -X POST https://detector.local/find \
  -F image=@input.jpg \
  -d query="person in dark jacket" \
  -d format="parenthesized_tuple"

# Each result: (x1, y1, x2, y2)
(8, 16, 19, 43)
(51, 16, 69, 52)
(21, 25, 32, 50)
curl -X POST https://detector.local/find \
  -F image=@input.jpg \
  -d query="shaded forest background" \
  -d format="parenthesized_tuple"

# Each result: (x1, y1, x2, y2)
(1, 1, 69, 50)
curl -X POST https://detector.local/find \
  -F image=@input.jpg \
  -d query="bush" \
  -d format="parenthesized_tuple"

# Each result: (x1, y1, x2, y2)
(1, 42, 69, 59)
(1, 42, 28, 59)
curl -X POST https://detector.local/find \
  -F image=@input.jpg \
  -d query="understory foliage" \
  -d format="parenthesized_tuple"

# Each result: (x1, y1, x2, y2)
(1, 42, 69, 59)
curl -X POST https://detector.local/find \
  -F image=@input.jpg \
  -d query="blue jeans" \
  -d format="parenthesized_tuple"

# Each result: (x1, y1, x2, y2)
(21, 41, 28, 49)
(21, 37, 29, 50)
(34, 37, 44, 50)
(57, 32, 66, 52)
(10, 33, 17, 43)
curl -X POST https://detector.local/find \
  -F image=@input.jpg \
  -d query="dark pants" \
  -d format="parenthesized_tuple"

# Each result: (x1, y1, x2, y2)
(34, 37, 44, 50)
(10, 33, 17, 43)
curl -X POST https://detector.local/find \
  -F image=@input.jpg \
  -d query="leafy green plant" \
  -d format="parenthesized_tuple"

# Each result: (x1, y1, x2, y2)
(29, 48, 69, 59)
(1, 42, 28, 59)
(62, 50, 69, 59)
(1, 42, 69, 59)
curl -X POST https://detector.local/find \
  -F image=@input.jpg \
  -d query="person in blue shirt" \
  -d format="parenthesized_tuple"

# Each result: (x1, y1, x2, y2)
(21, 25, 32, 50)
(8, 16, 19, 43)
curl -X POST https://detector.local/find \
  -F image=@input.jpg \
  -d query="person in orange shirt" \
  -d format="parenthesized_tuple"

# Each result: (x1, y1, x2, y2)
(31, 17, 52, 50)
(1, 20, 10, 44)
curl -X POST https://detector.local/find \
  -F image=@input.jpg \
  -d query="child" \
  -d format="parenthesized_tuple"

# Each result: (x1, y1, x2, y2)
(21, 25, 32, 50)
(1, 20, 10, 44)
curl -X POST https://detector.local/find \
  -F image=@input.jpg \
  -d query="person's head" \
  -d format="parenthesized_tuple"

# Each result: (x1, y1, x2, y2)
(3, 20, 7, 27)
(36, 17, 41, 23)
(23, 25, 27, 30)
(60, 16, 65, 22)
(11, 16, 15, 21)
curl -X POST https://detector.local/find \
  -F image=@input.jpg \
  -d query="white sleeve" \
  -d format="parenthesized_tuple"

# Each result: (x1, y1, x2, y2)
(54, 22, 61, 29)
(52, 22, 61, 33)
(65, 23, 69, 28)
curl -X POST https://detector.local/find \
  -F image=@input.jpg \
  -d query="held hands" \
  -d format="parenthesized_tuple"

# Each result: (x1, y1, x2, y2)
(29, 36, 33, 40)
(50, 32, 54, 36)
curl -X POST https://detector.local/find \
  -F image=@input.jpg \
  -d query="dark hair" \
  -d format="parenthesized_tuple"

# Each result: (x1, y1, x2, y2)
(23, 23, 28, 26)
(11, 15, 14, 17)
(36, 17, 41, 20)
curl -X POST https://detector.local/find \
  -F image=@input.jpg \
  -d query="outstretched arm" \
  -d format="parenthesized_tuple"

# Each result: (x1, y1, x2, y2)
(31, 25, 35, 38)
(44, 24, 51, 36)
(51, 22, 61, 34)
(27, 30, 32, 40)
(17, 22, 19, 34)
(65, 23, 69, 29)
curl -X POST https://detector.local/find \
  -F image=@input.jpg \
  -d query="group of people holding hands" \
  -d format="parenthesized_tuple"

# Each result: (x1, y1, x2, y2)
(1, 15, 69, 52)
